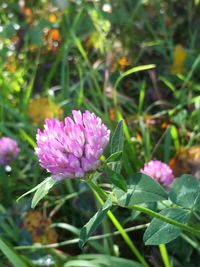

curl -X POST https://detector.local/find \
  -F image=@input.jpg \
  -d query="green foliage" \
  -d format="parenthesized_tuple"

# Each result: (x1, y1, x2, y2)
(115, 173, 167, 206)
(109, 120, 124, 173)
(1, 1, 200, 266)
(114, 64, 156, 90)
(144, 208, 190, 245)
(104, 151, 123, 164)
(31, 177, 57, 208)
(17, 177, 57, 208)
(0, 237, 28, 267)
(64, 254, 143, 267)
(110, 120, 124, 154)
(79, 194, 112, 248)
(169, 174, 200, 211)
(105, 167, 127, 192)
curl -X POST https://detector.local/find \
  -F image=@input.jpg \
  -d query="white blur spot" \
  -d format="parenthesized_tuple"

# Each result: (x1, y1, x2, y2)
(14, 23, 20, 30)
(102, 4, 112, 13)
(5, 165, 12, 172)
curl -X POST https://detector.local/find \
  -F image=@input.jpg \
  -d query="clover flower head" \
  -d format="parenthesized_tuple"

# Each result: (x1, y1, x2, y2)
(140, 160, 174, 187)
(0, 137, 20, 165)
(36, 110, 110, 180)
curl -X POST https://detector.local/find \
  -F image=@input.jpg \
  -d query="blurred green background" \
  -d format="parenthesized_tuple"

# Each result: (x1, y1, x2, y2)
(0, 0, 200, 266)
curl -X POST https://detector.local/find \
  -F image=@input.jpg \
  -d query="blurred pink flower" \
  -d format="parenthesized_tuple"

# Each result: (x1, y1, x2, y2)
(36, 110, 110, 180)
(140, 160, 174, 187)
(0, 137, 20, 165)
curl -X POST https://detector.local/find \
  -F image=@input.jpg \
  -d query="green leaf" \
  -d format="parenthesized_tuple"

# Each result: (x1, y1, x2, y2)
(31, 177, 57, 208)
(106, 167, 127, 192)
(110, 120, 124, 173)
(105, 151, 123, 163)
(144, 208, 190, 245)
(169, 174, 200, 211)
(114, 64, 156, 89)
(51, 223, 80, 236)
(110, 120, 124, 154)
(170, 125, 180, 150)
(79, 195, 112, 248)
(3, 24, 16, 38)
(64, 260, 102, 267)
(17, 176, 54, 202)
(26, 26, 43, 45)
(115, 173, 167, 207)
(0, 237, 28, 267)
(64, 254, 143, 267)
(163, 125, 172, 163)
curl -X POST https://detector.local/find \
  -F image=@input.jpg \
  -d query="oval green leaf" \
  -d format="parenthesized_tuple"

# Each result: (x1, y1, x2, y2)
(115, 173, 167, 207)
(169, 174, 200, 211)
(144, 208, 190, 245)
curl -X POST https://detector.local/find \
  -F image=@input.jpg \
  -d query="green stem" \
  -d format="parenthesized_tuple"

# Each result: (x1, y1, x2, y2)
(102, 213, 115, 255)
(130, 205, 200, 237)
(159, 244, 171, 267)
(87, 180, 150, 267)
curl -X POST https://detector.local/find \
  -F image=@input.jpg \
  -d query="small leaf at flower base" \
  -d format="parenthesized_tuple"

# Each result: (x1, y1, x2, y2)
(110, 120, 124, 173)
(110, 120, 124, 154)
(79, 195, 112, 248)
(169, 174, 200, 211)
(105, 151, 123, 163)
(106, 167, 127, 192)
(31, 177, 57, 208)
(144, 208, 190, 245)
(115, 173, 167, 207)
